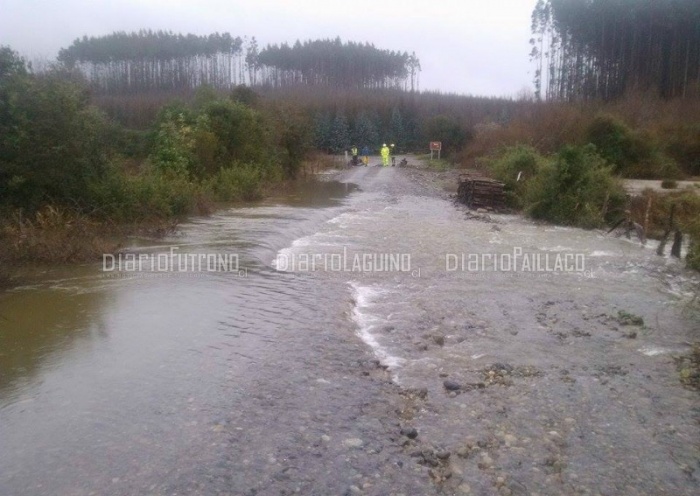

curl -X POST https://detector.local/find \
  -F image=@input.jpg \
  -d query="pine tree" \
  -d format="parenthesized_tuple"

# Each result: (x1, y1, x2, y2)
(352, 111, 379, 150)
(389, 107, 406, 151)
(313, 111, 333, 152)
(329, 111, 350, 153)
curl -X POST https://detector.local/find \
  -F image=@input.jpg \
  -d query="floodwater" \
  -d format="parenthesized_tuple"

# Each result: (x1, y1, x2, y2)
(1, 164, 698, 496)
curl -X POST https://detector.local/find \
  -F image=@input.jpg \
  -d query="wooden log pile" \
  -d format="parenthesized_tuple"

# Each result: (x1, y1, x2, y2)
(456, 174, 507, 211)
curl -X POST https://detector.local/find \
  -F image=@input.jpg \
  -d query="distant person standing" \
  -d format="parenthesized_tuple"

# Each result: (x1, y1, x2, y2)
(361, 145, 370, 166)
(380, 143, 390, 167)
(350, 145, 359, 166)
(390, 143, 396, 166)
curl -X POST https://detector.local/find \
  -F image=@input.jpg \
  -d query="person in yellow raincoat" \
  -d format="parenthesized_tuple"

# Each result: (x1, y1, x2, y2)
(380, 143, 390, 167)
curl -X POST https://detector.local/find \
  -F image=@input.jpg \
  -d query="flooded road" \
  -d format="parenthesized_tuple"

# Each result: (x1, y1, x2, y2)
(1, 164, 698, 495)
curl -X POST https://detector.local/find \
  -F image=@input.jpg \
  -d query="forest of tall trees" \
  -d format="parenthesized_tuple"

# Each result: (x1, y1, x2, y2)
(531, 0, 700, 101)
(59, 33, 421, 94)
(58, 31, 245, 94)
(254, 39, 420, 90)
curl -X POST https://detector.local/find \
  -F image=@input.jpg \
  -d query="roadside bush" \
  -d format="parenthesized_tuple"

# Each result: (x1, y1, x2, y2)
(664, 124, 700, 176)
(205, 164, 265, 202)
(634, 190, 700, 240)
(0, 51, 112, 212)
(688, 223, 700, 271)
(585, 114, 636, 172)
(202, 99, 272, 169)
(483, 145, 545, 208)
(524, 145, 625, 228)
(265, 103, 312, 178)
(121, 172, 203, 219)
(585, 114, 682, 179)
(149, 110, 196, 176)
(88, 165, 204, 221)
(661, 179, 678, 189)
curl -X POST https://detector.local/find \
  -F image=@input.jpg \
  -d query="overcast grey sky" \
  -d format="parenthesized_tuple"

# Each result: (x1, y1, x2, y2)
(0, 0, 539, 97)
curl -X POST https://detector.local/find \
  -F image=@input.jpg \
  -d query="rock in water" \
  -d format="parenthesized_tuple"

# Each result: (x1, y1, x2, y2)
(401, 427, 418, 439)
(443, 380, 462, 391)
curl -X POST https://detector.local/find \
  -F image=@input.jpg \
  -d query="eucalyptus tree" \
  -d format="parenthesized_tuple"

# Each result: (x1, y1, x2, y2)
(256, 38, 417, 90)
(531, 0, 700, 100)
(59, 31, 244, 93)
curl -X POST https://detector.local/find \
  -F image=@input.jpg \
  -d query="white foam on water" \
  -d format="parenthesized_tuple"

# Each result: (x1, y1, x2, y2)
(326, 211, 373, 228)
(271, 206, 390, 271)
(590, 250, 617, 257)
(539, 245, 575, 252)
(349, 282, 405, 376)
(638, 347, 671, 356)
(272, 212, 353, 270)
(273, 236, 315, 270)
(663, 276, 700, 299)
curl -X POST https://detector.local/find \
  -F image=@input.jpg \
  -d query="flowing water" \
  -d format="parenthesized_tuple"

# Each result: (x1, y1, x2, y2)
(1, 165, 698, 496)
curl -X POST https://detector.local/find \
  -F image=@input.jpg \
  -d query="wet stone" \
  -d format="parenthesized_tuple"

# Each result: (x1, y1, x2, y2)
(343, 438, 364, 449)
(400, 427, 418, 439)
(443, 380, 462, 391)
(435, 449, 451, 460)
(490, 363, 514, 373)
(508, 480, 529, 495)
(456, 446, 471, 458)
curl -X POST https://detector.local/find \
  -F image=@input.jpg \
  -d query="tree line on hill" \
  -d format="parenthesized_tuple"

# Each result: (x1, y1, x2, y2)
(58, 32, 421, 94)
(58, 31, 244, 94)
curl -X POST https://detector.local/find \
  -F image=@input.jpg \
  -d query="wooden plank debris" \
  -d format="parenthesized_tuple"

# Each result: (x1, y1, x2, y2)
(456, 173, 507, 211)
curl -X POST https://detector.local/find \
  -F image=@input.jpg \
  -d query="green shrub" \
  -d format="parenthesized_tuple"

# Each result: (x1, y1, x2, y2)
(87, 163, 203, 221)
(266, 104, 312, 178)
(484, 145, 546, 208)
(205, 164, 265, 202)
(586, 114, 634, 171)
(661, 179, 678, 189)
(688, 230, 700, 271)
(0, 56, 113, 212)
(524, 145, 626, 228)
(201, 99, 272, 169)
(636, 190, 700, 271)
(149, 110, 196, 176)
(664, 124, 700, 176)
(670, 194, 700, 271)
(586, 114, 682, 179)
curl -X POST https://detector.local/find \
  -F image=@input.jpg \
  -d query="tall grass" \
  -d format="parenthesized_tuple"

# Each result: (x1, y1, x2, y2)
(0, 206, 122, 264)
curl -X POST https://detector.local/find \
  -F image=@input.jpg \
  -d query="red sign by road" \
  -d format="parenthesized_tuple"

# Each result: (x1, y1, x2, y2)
(430, 141, 442, 151)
